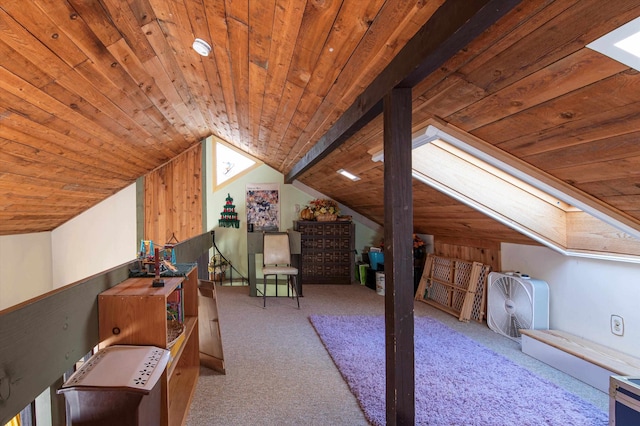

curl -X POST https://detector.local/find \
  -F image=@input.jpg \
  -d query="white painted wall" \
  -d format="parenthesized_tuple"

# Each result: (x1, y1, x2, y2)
(205, 136, 383, 277)
(51, 184, 137, 288)
(502, 242, 640, 357)
(0, 231, 52, 310)
(207, 160, 320, 277)
(0, 184, 136, 309)
(0, 184, 136, 426)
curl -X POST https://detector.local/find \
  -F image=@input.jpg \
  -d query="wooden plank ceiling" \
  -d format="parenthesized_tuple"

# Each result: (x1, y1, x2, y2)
(1, 0, 640, 254)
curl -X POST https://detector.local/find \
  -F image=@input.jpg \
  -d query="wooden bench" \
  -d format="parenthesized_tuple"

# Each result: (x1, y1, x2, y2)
(519, 329, 640, 394)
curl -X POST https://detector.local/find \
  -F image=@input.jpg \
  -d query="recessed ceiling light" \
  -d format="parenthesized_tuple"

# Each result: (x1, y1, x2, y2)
(337, 169, 360, 181)
(587, 16, 640, 71)
(192, 38, 212, 56)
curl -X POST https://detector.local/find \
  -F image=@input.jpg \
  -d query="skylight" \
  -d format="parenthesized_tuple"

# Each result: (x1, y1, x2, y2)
(371, 121, 640, 263)
(587, 16, 640, 71)
(337, 169, 360, 181)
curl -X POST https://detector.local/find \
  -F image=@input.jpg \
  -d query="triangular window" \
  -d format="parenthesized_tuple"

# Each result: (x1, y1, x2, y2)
(214, 140, 261, 190)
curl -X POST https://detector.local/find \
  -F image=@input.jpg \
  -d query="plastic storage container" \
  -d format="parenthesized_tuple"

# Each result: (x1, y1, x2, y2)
(357, 263, 369, 285)
(368, 251, 384, 271)
(376, 271, 385, 295)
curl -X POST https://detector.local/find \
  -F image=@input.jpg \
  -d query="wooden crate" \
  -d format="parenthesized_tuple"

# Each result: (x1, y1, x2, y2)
(414, 254, 491, 322)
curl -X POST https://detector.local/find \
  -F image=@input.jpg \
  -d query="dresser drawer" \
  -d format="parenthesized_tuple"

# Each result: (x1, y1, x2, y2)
(295, 220, 355, 285)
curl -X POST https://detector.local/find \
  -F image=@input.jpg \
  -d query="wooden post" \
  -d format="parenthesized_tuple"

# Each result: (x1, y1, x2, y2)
(49, 377, 66, 426)
(383, 87, 414, 425)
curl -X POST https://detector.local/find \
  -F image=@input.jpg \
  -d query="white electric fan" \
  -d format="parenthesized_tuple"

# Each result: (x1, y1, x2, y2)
(487, 272, 549, 341)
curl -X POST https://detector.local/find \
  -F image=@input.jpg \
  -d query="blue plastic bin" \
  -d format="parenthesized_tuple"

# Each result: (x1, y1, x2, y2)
(368, 251, 384, 271)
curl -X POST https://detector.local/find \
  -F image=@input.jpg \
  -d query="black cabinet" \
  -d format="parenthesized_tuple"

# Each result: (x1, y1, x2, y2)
(294, 221, 355, 284)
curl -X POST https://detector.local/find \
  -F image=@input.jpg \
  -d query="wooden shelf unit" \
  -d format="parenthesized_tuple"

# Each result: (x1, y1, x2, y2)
(294, 220, 355, 284)
(98, 267, 199, 426)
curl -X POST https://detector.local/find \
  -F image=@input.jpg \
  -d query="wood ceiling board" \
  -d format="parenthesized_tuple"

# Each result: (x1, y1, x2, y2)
(2, 0, 87, 68)
(227, 16, 251, 144)
(285, 0, 520, 182)
(416, 218, 536, 244)
(246, 0, 275, 145)
(0, 13, 71, 83)
(0, 124, 141, 180)
(579, 179, 640, 198)
(301, 0, 385, 104)
(202, 0, 240, 145)
(412, 75, 486, 121)
(285, 0, 341, 88)
(0, 152, 131, 189)
(533, 131, 640, 172)
(0, 0, 640, 255)
(140, 17, 210, 134)
(77, 0, 156, 61)
(284, 0, 446, 167)
(263, 81, 305, 158)
(459, 1, 640, 94)
(156, 34, 216, 140)
(550, 157, 640, 186)
(0, 178, 111, 201)
(601, 196, 640, 218)
(107, 39, 199, 142)
(520, 125, 640, 174)
(250, 0, 305, 157)
(493, 101, 640, 161)
(474, 69, 640, 148)
(407, 1, 562, 111)
(448, 49, 628, 130)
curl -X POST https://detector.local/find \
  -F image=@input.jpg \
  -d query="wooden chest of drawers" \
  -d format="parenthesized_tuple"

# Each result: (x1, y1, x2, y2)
(294, 220, 355, 284)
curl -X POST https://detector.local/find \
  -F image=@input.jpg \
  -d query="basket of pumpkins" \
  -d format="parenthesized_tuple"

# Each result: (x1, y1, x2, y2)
(300, 198, 340, 221)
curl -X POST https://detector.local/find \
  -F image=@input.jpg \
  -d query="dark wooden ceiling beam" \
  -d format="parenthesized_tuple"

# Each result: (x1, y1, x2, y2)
(285, 0, 524, 183)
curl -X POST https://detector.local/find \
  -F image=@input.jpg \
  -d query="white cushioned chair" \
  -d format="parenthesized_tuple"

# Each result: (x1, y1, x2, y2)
(262, 232, 300, 308)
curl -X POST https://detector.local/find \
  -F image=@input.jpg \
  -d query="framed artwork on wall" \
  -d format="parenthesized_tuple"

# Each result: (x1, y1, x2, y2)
(246, 183, 280, 231)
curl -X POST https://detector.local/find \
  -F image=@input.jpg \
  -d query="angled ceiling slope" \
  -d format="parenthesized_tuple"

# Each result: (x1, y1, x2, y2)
(374, 120, 640, 264)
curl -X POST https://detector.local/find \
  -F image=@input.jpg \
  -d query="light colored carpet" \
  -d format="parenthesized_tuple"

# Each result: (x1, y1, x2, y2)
(186, 283, 607, 425)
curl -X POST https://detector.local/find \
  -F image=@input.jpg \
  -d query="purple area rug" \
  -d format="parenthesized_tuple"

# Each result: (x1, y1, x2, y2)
(309, 315, 608, 426)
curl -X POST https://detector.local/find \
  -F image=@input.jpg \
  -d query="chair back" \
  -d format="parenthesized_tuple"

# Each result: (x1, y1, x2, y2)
(263, 232, 291, 266)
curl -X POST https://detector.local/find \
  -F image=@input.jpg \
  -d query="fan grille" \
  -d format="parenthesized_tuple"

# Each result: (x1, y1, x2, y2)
(488, 273, 541, 340)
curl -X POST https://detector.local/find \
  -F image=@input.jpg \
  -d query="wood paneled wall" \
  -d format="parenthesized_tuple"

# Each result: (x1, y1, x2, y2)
(144, 143, 202, 245)
(433, 238, 502, 273)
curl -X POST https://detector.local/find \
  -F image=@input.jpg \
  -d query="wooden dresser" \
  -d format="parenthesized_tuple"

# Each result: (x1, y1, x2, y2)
(294, 220, 355, 284)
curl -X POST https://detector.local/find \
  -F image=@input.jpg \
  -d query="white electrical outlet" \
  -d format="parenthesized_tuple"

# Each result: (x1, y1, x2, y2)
(611, 315, 624, 336)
